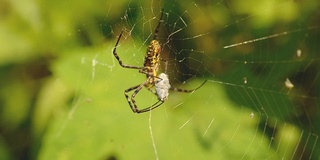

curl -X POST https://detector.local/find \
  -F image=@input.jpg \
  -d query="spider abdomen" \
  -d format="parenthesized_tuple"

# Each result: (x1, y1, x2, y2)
(143, 40, 161, 79)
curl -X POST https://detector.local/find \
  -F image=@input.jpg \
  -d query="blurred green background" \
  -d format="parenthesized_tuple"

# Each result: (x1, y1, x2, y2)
(0, 0, 319, 159)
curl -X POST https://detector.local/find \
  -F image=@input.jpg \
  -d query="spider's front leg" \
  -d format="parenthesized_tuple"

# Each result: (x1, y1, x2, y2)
(113, 31, 144, 70)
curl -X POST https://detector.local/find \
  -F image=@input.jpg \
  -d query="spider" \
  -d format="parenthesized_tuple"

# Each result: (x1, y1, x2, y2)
(113, 9, 207, 113)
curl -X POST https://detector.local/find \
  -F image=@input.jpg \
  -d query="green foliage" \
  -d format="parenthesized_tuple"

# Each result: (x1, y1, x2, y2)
(0, 0, 318, 159)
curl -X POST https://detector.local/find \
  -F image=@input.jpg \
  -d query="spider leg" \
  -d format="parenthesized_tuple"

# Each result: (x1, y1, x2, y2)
(125, 82, 155, 113)
(170, 80, 207, 93)
(125, 81, 166, 113)
(124, 84, 141, 113)
(153, 9, 164, 40)
(146, 87, 157, 95)
(139, 69, 153, 76)
(113, 31, 144, 69)
(138, 100, 164, 113)
(125, 80, 156, 113)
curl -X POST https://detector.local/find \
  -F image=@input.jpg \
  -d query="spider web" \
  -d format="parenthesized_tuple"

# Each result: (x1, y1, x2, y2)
(39, 0, 320, 159)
